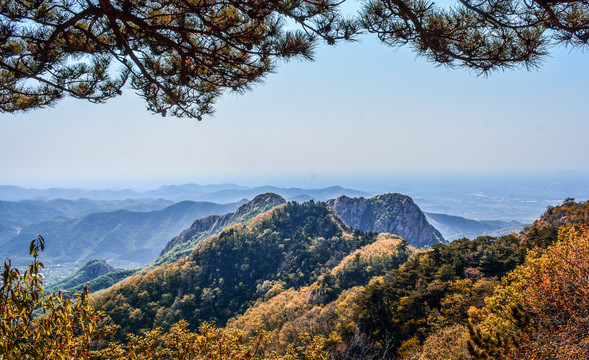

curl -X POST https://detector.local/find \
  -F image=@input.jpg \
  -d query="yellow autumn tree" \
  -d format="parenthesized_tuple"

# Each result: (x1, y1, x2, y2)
(0, 236, 110, 359)
(0, 236, 330, 360)
(469, 225, 589, 359)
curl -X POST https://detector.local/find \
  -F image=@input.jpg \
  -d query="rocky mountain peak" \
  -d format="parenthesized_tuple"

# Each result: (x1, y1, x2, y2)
(327, 193, 445, 248)
(233, 193, 286, 218)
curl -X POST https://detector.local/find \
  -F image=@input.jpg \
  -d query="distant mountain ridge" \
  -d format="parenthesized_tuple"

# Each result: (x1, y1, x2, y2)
(1, 200, 245, 267)
(0, 200, 63, 226)
(425, 212, 525, 240)
(0, 185, 140, 202)
(0, 222, 19, 247)
(0, 184, 371, 203)
(51, 193, 288, 294)
(0, 198, 174, 227)
(327, 193, 445, 248)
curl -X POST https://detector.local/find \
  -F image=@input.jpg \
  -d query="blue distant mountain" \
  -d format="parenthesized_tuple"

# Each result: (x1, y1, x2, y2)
(0, 184, 370, 203)
(0, 200, 245, 268)
(425, 212, 526, 241)
(0, 198, 174, 226)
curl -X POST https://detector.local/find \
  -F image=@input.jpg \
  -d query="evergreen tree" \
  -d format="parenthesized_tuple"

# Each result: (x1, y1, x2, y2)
(0, 0, 356, 118)
(2, 0, 587, 118)
(361, 0, 589, 72)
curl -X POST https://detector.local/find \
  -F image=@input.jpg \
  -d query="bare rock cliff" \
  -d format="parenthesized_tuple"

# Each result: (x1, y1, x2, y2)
(327, 193, 445, 248)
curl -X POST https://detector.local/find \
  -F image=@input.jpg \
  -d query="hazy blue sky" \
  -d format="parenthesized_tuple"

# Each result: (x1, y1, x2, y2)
(1, 29, 588, 190)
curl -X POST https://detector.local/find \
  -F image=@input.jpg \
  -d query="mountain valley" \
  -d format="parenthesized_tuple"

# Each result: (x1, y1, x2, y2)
(2, 182, 588, 359)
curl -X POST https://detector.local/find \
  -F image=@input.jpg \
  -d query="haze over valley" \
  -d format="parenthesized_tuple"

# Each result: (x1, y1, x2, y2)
(2, 173, 586, 285)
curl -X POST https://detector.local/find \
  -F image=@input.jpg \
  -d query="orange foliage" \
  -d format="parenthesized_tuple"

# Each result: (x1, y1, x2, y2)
(502, 225, 589, 359)
(471, 225, 589, 359)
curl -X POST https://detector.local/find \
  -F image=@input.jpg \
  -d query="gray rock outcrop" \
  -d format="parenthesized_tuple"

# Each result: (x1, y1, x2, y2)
(327, 193, 445, 248)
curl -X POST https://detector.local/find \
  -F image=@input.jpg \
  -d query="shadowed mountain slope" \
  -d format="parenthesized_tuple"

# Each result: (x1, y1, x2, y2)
(46, 259, 120, 293)
(149, 193, 287, 270)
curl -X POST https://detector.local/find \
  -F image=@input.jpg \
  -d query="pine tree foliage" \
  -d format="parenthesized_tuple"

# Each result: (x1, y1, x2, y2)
(2, 1, 587, 117)
(361, 0, 589, 72)
(0, 0, 356, 118)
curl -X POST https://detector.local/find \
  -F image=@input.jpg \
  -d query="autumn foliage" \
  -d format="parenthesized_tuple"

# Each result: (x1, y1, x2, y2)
(0, 235, 107, 359)
(0, 236, 329, 360)
(469, 225, 589, 359)
(3, 199, 589, 359)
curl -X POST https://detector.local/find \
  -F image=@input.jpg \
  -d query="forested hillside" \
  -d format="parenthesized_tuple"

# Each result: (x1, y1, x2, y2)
(227, 233, 416, 353)
(349, 199, 589, 359)
(94, 201, 373, 335)
(3, 199, 588, 359)
(148, 193, 286, 270)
